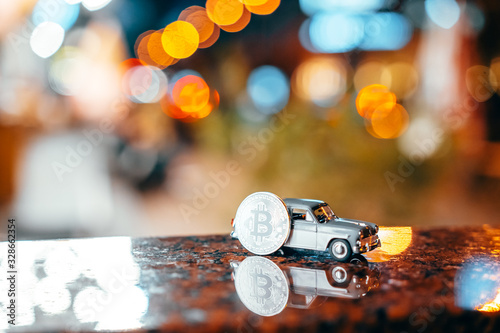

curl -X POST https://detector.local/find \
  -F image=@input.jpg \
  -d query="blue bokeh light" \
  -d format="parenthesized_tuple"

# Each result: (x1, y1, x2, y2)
(455, 257, 500, 311)
(299, 0, 385, 16)
(425, 0, 461, 29)
(298, 19, 318, 53)
(360, 13, 413, 51)
(309, 13, 365, 53)
(32, 0, 80, 31)
(247, 66, 290, 115)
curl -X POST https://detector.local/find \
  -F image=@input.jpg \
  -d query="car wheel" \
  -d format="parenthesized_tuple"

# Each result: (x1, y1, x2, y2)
(328, 239, 352, 262)
(331, 266, 348, 283)
(349, 254, 368, 266)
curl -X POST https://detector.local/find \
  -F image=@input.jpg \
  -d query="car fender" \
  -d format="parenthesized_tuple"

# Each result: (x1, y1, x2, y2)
(318, 233, 350, 251)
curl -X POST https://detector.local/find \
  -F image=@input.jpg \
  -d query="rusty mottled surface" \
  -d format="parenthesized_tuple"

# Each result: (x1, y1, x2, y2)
(7, 226, 500, 332)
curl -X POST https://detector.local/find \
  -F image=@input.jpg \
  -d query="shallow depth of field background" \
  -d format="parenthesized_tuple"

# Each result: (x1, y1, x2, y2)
(0, 0, 499, 240)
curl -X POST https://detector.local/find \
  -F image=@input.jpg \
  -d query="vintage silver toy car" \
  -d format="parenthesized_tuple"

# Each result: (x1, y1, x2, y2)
(231, 192, 381, 262)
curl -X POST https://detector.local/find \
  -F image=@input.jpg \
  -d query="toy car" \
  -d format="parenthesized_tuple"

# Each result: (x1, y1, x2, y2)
(231, 196, 381, 262)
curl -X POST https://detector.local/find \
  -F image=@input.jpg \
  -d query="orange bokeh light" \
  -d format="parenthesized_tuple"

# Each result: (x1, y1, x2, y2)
(476, 290, 500, 312)
(191, 102, 214, 119)
(147, 30, 178, 68)
(220, 7, 251, 32)
(172, 75, 210, 113)
(118, 58, 145, 77)
(198, 24, 220, 49)
(206, 0, 244, 26)
(161, 95, 192, 120)
(161, 21, 199, 59)
(161, 74, 216, 121)
(245, 0, 280, 15)
(364, 227, 413, 263)
(355, 84, 396, 119)
(135, 30, 166, 68)
(239, 0, 267, 5)
(369, 103, 409, 139)
(179, 6, 215, 43)
(212, 89, 220, 108)
(161, 82, 215, 122)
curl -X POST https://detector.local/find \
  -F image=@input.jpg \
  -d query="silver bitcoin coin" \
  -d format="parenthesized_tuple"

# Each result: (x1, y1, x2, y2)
(234, 192, 290, 255)
(234, 256, 289, 317)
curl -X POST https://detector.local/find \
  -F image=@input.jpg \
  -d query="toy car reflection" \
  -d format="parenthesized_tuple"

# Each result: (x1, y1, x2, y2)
(232, 198, 381, 262)
(231, 256, 380, 317)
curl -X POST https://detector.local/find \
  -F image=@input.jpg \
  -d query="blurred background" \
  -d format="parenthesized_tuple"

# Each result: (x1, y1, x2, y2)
(0, 0, 499, 240)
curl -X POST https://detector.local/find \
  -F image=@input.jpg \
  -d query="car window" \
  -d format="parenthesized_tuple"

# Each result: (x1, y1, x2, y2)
(313, 205, 335, 223)
(292, 208, 314, 222)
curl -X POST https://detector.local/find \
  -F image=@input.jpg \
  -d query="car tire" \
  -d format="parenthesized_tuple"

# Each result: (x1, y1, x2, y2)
(349, 254, 368, 266)
(331, 266, 348, 283)
(328, 239, 352, 262)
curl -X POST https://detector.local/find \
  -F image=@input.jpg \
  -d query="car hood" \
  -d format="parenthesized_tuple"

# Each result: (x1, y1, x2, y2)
(321, 219, 365, 233)
(333, 218, 379, 232)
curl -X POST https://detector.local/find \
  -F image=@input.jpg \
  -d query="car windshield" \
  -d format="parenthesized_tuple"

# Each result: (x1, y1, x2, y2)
(313, 204, 336, 223)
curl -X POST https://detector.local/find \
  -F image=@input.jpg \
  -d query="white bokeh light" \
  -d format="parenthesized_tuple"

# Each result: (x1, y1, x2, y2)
(30, 22, 65, 58)
(123, 66, 168, 104)
(82, 0, 112, 11)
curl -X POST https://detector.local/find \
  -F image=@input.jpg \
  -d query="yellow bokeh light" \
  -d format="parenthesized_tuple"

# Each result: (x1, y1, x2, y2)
(191, 102, 214, 119)
(220, 7, 251, 32)
(355, 84, 396, 119)
(364, 227, 413, 262)
(369, 103, 409, 139)
(161, 21, 199, 59)
(245, 0, 280, 15)
(179, 6, 215, 43)
(476, 289, 500, 312)
(206, 0, 244, 26)
(377, 227, 413, 255)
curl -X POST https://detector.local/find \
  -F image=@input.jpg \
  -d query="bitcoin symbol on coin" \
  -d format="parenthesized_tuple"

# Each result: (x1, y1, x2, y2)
(249, 205, 273, 241)
(234, 192, 290, 255)
(249, 267, 272, 303)
(234, 256, 289, 316)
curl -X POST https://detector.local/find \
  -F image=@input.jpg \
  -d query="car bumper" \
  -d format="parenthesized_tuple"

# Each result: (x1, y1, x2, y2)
(354, 235, 380, 253)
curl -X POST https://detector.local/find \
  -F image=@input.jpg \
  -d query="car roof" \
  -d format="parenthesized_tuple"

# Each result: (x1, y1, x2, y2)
(283, 198, 327, 209)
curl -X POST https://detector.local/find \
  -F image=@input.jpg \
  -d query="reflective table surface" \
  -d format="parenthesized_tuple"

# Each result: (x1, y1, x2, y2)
(1, 226, 500, 332)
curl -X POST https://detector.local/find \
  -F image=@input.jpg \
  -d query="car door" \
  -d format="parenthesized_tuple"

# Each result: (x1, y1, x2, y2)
(286, 208, 317, 249)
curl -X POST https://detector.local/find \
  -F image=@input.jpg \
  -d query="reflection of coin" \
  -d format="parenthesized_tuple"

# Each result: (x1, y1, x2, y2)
(234, 192, 290, 255)
(234, 256, 289, 316)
